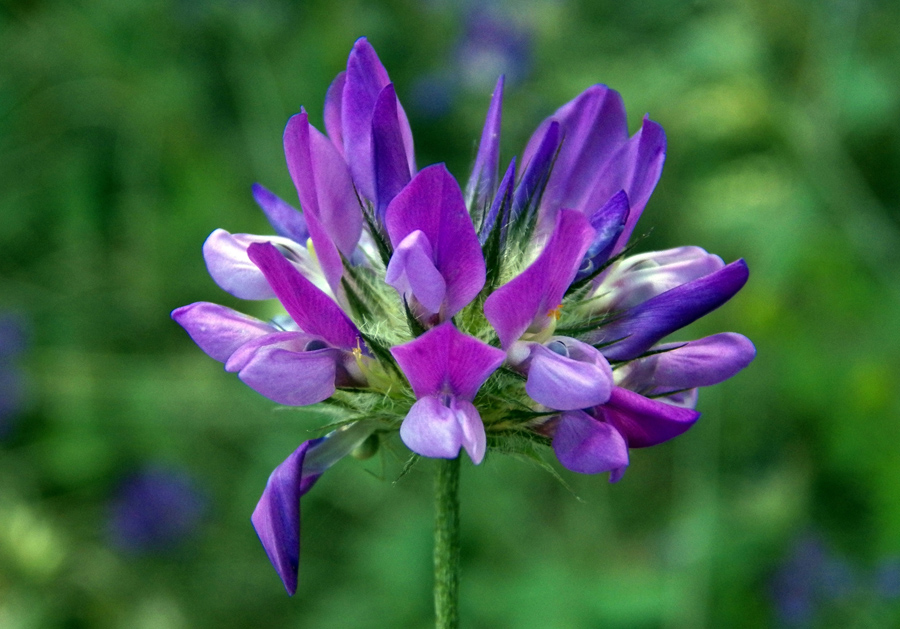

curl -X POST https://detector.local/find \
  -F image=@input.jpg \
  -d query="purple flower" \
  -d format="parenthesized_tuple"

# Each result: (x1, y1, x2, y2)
(0, 313, 29, 440)
(107, 466, 207, 552)
(173, 37, 754, 592)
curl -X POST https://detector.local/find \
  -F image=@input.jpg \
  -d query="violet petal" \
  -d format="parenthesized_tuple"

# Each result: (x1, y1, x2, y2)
(525, 339, 613, 410)
(251, 184, 309, 244)
(384, 164, 485, 317)
(552, 410, 629, 475)
(171, 302, 273, 363)
(601, 386, 700, 448)
(484, 209, 595, 348)
(233, 343, 340, 406)
(251, 439, 323, 596)
(372, 84, 412, 217)
(324, 71, 346, 157)
(598, 259, 750, 361)
(513, 121, 560, 222)
(399, 396, 487, 464)
(575, 190, 630, 280)
(465, 75, 504, 211)
(246, 242, 359, 349)
(384, 230, 447, 314)
(390, 321, 505, 400)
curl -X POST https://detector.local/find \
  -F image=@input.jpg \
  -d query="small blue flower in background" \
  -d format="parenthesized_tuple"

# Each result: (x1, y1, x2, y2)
(0, 313, 30, 440)
(107, 466, 208, 553)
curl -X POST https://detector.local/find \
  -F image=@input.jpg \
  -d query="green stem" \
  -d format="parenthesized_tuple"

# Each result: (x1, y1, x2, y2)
(434, 456, 460, 629)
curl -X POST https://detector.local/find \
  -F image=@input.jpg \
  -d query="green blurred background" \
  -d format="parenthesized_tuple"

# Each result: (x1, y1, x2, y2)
(2, 0, 900, 626)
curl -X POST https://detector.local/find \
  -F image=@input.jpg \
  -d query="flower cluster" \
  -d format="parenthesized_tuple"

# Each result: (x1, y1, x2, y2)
(173, 38, 754, 594)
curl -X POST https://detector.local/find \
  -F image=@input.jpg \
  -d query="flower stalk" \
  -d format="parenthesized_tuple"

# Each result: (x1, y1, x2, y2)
(434, 456, 461, 629)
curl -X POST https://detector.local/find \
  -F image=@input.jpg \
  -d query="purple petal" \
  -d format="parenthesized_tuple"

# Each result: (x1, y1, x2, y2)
(171, 302, 273, 363)
(399, 396, 486, 464)
(202, 229, 308, 301)
(552, 410, 629, 475)
(465, 75, 504, 211)
(251, 439, 323, 596)
(575, 190, 630, 280)
(595, 246, 725, 312)
(621, 333, 756, 393)
(484, 209, 595, 348)
(384, 230, 446, 314)
(479, 157, 516, 242)
(513, 121, 560, 221)
(600, 386, 699, 448)
(597, 259, 750, 361)
(524, 338, 613, 410)
(224, 330, 318, 372)
(324, 71, 346, 157)
(251, 184, 309, 244)
(372, 84, 412, 217)
(527, 85, 629, 215)
(342, 38, 415, 202)
(246, 242, 360, 349)
(231, 339, 341, 406)
(384, 165, 485, 317)
(390, 321, 505, 400)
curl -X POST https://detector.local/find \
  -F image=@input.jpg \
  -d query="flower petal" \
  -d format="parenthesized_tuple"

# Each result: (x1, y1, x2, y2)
(597, 259, 750, 361)
(552, 410, 629, 475)
(390, 321, 505, 400)
(233, 341, 340, 406)
(251, 184, 308, 244)
(171, 302, 273, 363)
(324, 71, 346, 157)
(342, 38, 415, 202)
(575, 190, 630, 280)
(246, 242, 360, 349)
(384, 164, 485, 317)
(384, 230, 447, 314)
(372, 84, 413, 217)
(479, 157, 516, 243)
(465, 75, 504, 212)
(202, 229, 319, 300)
(513, 120, 560, 222)
(484, 209, 595, 348)
(399, 396, 486, 464)
(251, 439, 322, 596)
(525, 338, 613, 410)
(600, 386, 699, 448)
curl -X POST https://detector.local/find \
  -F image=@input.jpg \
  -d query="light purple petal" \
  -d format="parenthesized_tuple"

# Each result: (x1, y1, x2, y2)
(525, 338, 613, 410)
(324, 71, 346, 157)
(384, 230, 446, 314)
(171, 302, 272, 363)
(598, 259, 750, 361)
(342, 38, 415, 201)
(465, 75, 504, 211)
(528, 85, 629, 215)
(246, 242, 360, 349)
(224, 330, 318, 372)
(251, 439, 322, 596)
(372, 84, 412, 217)
(390, 321, 505, 400)
(595, 246, 725, 312)
(251, 184, 308, 244)
(600, 386, 700, 448)
(552, 410, 629, 475)
(622, 332, 756, 393)
(202, 229, 310, 301)
(484, 209, 595, 348)
(384, 165, 485, 317)
(399, 396, 487, 464)
(233, 342, 340, 406)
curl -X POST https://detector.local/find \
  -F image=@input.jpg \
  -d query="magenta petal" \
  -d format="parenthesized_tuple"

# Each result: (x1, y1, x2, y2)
(600, 386, 699, 448)
(525, 339, 613, 410)
(384, 165, 485, 317)
(342, 38, 415, 201)
(598, 259, 750, 361)
(246, 242, 359, 349)
(465, 75, 504, 211)
(390, 322, 505, 400)
(399, 396, 486, 464)
(484, 209, 595, 348)
(552, 410, 629, 475)
(230, 338, 340, 406)
(172, 302, 273, 363)
(324, 71, 346, 156)
(372, 84, 412, 216)
(251, 439, 322, 596)
(384, 230, 446, 314)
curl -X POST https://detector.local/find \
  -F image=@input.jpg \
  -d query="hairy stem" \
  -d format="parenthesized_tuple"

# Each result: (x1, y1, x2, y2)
(434, 456, 460, 628)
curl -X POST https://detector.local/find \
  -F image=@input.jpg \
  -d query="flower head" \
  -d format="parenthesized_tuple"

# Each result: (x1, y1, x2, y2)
(173, 37, 755, 593)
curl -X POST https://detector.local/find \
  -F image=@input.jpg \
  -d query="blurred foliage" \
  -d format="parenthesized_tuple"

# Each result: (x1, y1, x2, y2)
(2, 0, 900, 626)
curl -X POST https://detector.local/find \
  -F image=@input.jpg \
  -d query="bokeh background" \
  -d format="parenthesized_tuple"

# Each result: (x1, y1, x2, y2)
(2, 0, 900, 626)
